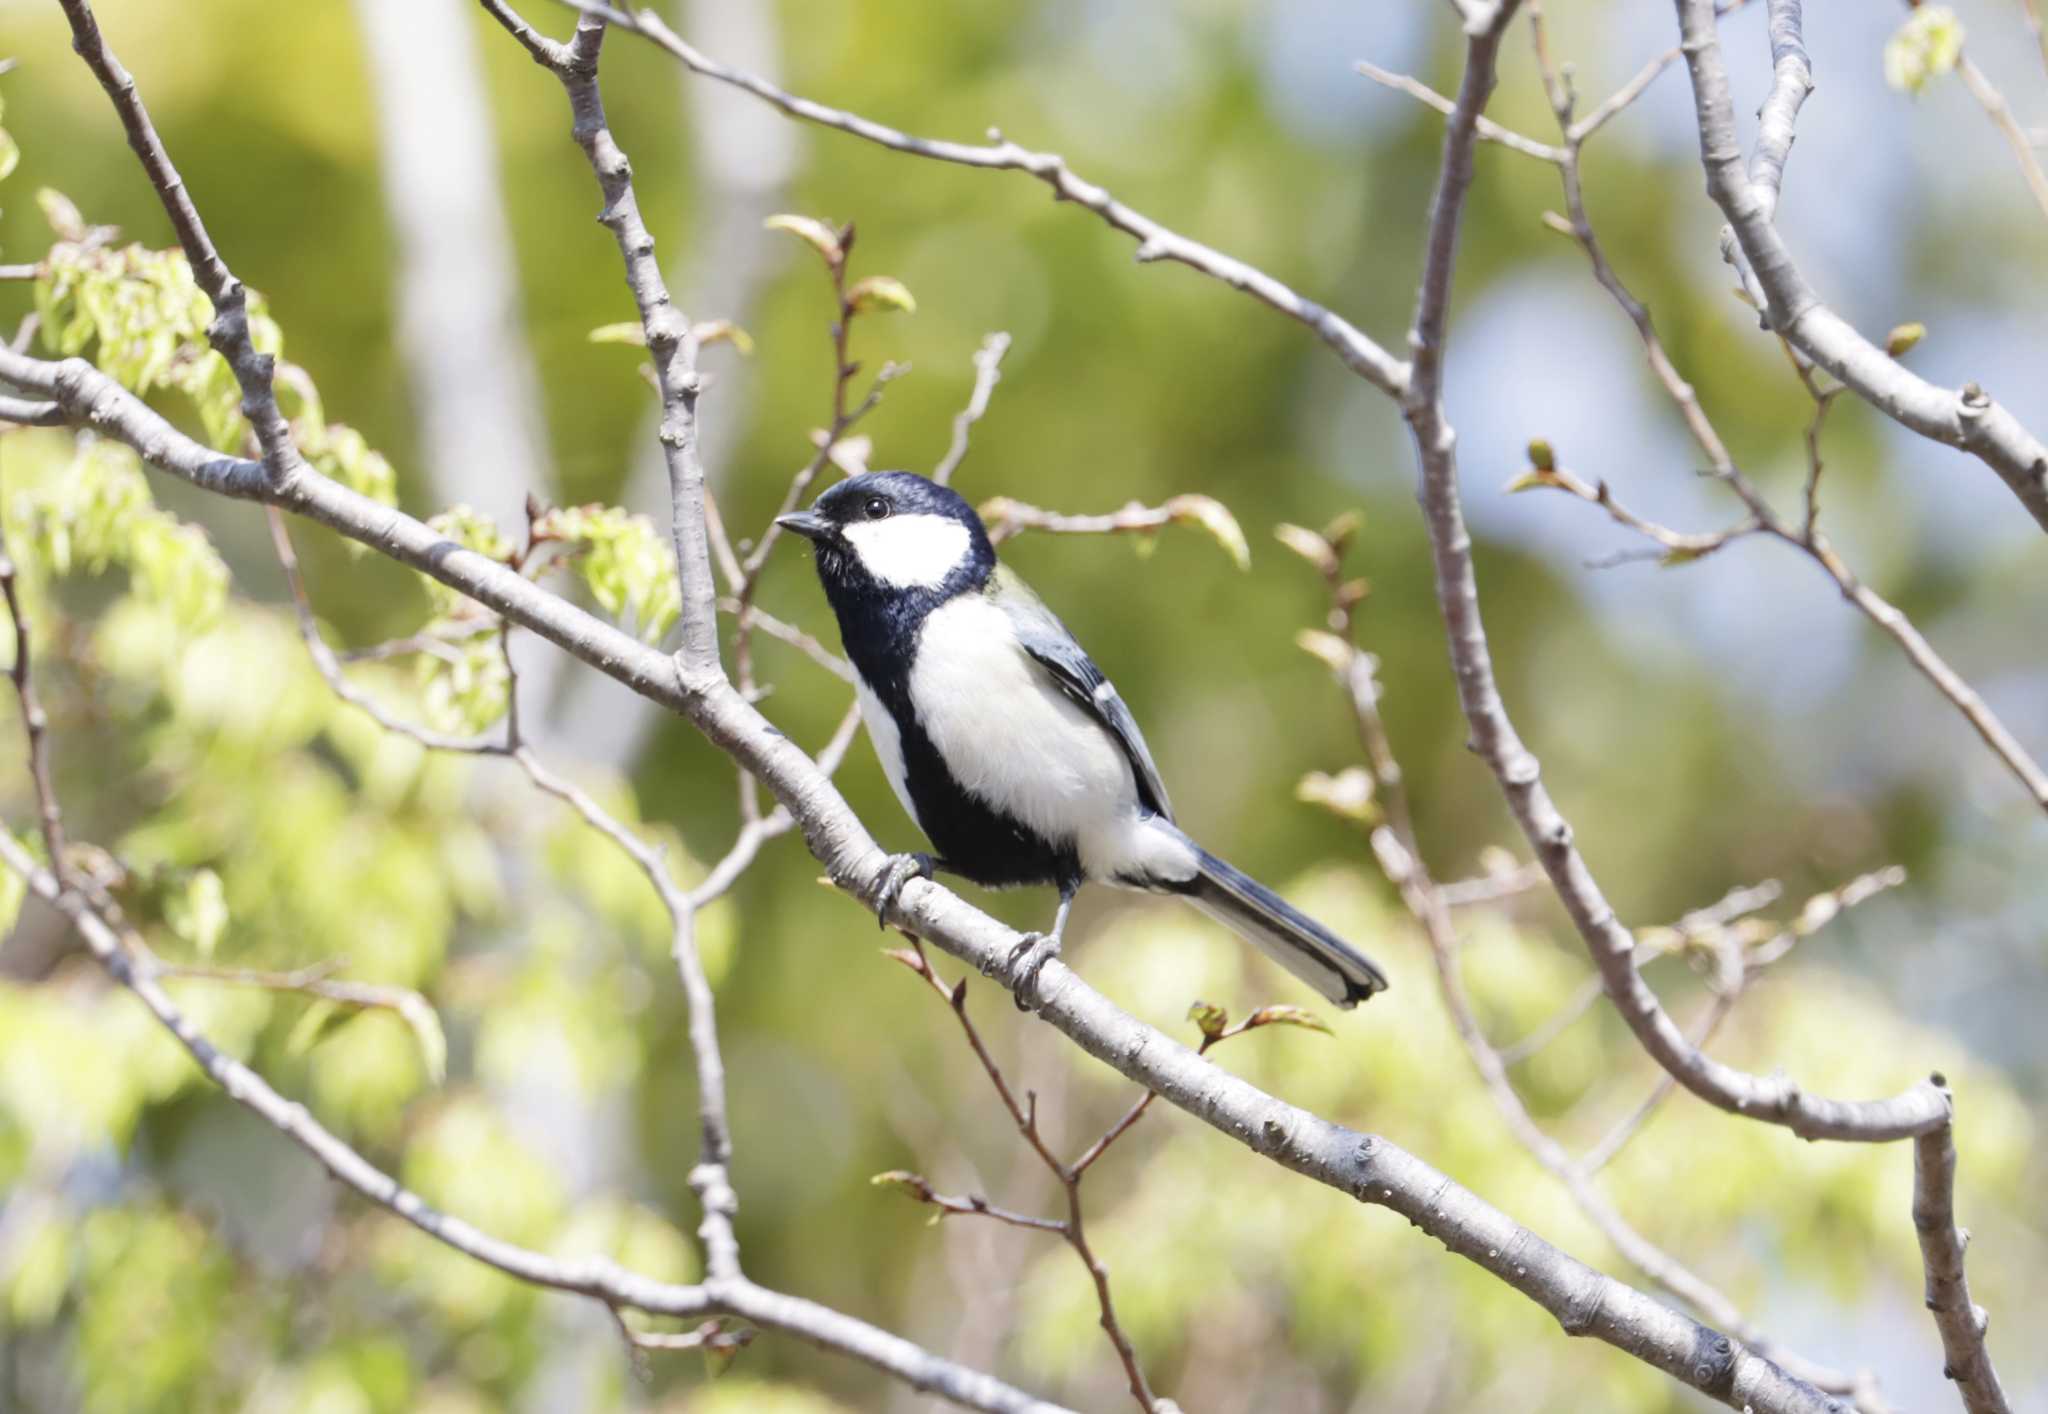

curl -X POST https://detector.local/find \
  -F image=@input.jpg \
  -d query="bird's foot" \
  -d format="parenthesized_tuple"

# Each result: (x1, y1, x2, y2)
(1005, 930, 1063, 1011)
(873, 852, 936, 929)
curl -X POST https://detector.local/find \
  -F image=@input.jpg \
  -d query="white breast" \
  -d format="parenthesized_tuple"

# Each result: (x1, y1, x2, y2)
(907, 594, 1193, 884)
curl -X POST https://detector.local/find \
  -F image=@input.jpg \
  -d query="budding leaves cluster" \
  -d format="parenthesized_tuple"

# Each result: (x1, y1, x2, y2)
(11, 439, 229, 635)
(27, 193, 395, 509)
(410, 502, 681, 733)
(530, 504, 682, 646)
(765, 211, 920, 312)
(1885, 7, 1964, 95)
(1187, 999, 1333, 1046)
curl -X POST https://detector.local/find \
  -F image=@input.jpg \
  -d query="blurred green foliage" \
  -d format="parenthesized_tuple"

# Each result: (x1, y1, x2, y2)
(0, 1, 2044, 1411)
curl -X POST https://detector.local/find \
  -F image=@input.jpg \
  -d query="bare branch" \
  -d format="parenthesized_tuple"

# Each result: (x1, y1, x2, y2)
(889, 946, 1160, 1411)
(0, 524, 67, 875)
(1520, 14, 2048, 817)
(718, 597, 854, 682)
(1672, 0, 2048, 531)
(267, 508, 506, 754)
(481, 8, 722, 679)
(557, 3, 1411, 397)
(1748, 0, 1813, 223)
(54, 0, 305, 483)
(1399, 3, 1949, 1145)
(0, 394, 66, 426)
(932, 331, 1012, 486)
(978, 494, 1248, 571)
(1328, 621, 1867, 1388)
(1911, 1094, 2013, 1414)
(1437, 860, 1548, 908)
(1354, 61, 1566, 162)
(1955, 54, 2048, 225)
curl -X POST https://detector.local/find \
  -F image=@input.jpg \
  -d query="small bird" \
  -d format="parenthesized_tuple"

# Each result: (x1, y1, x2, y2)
(777, 471, 1388, 1008)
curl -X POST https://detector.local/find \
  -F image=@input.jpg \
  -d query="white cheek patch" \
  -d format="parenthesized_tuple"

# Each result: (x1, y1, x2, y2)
(841, 514, 971, 589)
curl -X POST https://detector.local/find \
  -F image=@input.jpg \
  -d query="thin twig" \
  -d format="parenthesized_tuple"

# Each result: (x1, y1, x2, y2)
(1674, 0, 2048, 530)
(932, 332, 1012, 486)
(0, 523, 67, 876)
(888, 945, 1160, 1412)
(556, 1, 1410, 397)
(1956, 53, 2048, 225)
(267, 508, 504, 754)
(55, 0, 305, 483)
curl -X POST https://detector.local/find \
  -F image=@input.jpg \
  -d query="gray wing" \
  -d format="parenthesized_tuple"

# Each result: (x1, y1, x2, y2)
(993, 565, 1173, 821)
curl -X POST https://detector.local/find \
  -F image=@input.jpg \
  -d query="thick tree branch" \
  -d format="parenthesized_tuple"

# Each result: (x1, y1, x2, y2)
(1748, 0, 1812, 223)
(1910, 1098, 2013, 1414)
(1672, 0, 2048, 531)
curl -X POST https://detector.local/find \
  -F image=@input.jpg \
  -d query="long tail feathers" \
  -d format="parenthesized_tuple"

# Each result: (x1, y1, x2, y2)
(1184, 845, 1389, 1007)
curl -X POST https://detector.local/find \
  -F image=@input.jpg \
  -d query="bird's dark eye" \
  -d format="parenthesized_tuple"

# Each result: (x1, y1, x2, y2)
(863, 496, 891, 520)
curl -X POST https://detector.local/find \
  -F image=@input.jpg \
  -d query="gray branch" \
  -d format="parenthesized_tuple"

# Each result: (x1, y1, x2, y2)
(1389, 4, 1949, 1147)
(1748, 0, 1812, 223)
(1910, 1094, 2013, 1414)
(562, 3, 1411, 398)
(1672, 0, 2048, 531)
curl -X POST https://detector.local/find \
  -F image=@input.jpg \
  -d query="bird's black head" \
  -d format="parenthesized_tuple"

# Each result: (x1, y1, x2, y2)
(776, 472, 995, 617)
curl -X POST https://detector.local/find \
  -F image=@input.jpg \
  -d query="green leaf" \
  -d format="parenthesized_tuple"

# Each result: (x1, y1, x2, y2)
(530, 503, 680, 644)
(869, 1170, 932, 1198)
(1167, 495, 1250, 571)
(165, 868, 228, 958)
(846, 275, 917, 314)
(1242, 1004, 1333, 1036)
(1504, 468, 1562, 494)
(763, 213, 842, 263)
(1187, 1000, 1229, 1039)
(414, 631, 509, 735)
(36, 188, 86, 243)
(1296, 768, 1379, 824)
(1320, 510, 1366, 554)
(0, 846, 26, 940)
(1885, 7, 1964, 94)
(1884, 322, 1926, 357)
(1526, 437, 1556, 471)
(1294, 628, 1353, 675)
(693, 319, 755, 355)
(391, 990, 449, 1086)
(1273, 523, 1337, 576)
(587, 322, 647, 346)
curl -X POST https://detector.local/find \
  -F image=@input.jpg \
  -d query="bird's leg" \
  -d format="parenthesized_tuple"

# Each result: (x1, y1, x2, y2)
(1006, 887, 1075, 1010)
(873, 852, 938, 929)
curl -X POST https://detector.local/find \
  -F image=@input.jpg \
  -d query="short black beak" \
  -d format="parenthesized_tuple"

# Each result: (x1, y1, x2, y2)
(775, 511, 832, 542)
